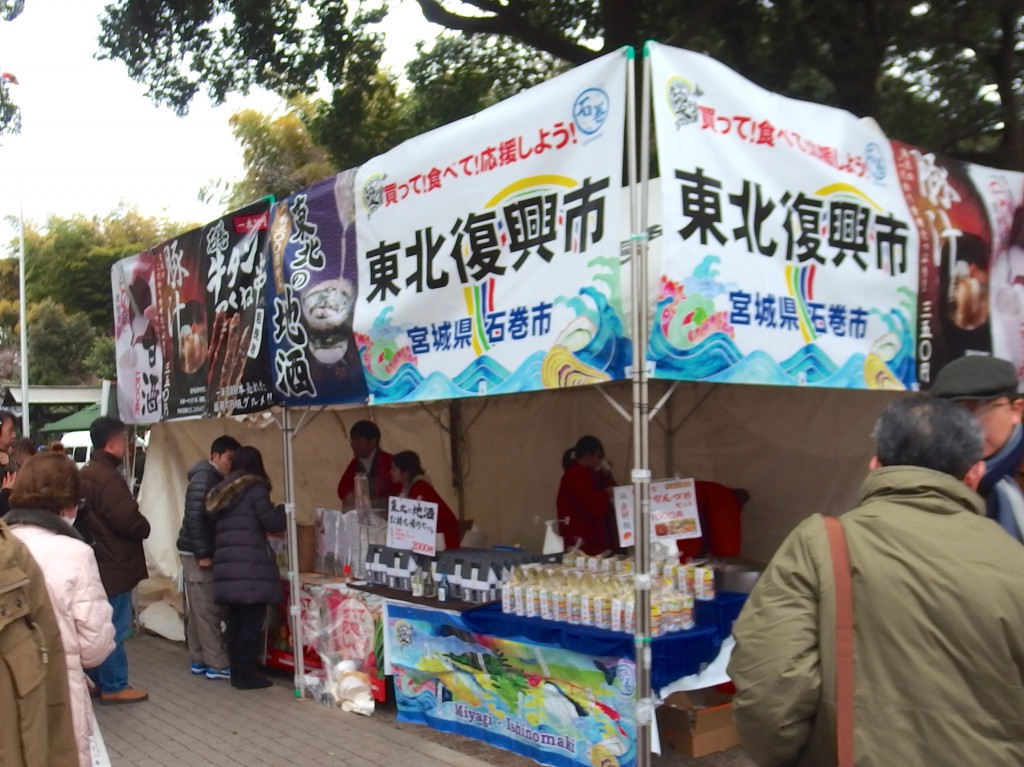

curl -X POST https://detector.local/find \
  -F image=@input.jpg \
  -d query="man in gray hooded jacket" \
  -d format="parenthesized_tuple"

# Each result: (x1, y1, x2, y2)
(176, 435, 240, 679)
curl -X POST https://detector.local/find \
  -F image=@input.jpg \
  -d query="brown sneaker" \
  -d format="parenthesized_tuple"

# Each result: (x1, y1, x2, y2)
(100, 688, 149, 705)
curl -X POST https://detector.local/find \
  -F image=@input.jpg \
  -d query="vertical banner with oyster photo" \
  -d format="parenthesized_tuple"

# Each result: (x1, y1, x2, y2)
(647, 43, 918, 390)
(268, 171, 369, 405)
(353, 50, 631, 404)
(892, 142, 1024, 386)
(203, 200, 276, 415)
(112, 252, 164, 424)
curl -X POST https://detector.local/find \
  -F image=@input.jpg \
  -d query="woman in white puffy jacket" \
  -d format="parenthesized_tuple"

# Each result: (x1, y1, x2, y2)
(5, 451, 116, 767)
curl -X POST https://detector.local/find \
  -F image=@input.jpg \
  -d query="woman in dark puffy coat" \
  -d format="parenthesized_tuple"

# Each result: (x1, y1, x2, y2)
(205, 446, 285, 690)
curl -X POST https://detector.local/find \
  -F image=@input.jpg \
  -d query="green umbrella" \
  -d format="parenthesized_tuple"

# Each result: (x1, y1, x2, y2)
(39, 403, 102, 434)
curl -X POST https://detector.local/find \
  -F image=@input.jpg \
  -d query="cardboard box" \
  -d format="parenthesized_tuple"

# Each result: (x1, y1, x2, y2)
(657, 689, 738, 758)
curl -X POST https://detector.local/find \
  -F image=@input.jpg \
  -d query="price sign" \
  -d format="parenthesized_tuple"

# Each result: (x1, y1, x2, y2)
(612, 479, 703, 546)
(386, 496, 439, 556)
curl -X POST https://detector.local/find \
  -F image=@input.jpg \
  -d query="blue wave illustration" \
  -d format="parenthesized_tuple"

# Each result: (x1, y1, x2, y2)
(365, 285, 632, 402)
(489, 352, 546, 395)
(819, 354, 870, 388)
(780, 343, 839, 383)
(452, 355, 513, 392)
(371, 362, 424, 401)
(648, 327, 744, 379)
(650, 305, 916, 390)
(569, 287, 632, 379)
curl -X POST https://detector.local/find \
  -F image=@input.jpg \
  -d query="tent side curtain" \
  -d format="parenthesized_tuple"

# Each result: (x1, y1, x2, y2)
(111, 43, 1024, 427)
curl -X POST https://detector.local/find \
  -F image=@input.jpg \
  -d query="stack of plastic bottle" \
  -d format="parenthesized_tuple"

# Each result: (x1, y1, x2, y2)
(500, 551, 715, 636)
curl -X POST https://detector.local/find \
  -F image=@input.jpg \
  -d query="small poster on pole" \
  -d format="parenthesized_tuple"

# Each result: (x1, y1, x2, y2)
(613, 486, 636, 547)
(386, 496, 439, 556)
(614, 479, 703, 547)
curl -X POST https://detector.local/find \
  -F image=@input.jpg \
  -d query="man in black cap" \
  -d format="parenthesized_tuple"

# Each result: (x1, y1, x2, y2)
(932, 355, 1024, 542)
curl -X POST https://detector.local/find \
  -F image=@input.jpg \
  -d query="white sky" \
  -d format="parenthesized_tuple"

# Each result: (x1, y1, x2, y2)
(0, 0, 440, 243)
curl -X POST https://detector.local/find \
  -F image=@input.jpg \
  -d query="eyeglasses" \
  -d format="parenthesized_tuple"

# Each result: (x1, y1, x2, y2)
(961, 399, 1013, 419)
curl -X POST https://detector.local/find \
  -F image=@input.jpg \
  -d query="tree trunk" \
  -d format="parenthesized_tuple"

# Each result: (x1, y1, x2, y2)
(992, 0, 1024, 170)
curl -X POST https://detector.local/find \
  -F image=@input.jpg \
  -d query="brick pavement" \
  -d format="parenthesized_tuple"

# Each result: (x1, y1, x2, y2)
(94, 634, 754, 767)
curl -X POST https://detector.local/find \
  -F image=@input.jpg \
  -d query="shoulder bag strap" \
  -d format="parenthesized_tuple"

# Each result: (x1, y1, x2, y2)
(824, 515, 854, 767)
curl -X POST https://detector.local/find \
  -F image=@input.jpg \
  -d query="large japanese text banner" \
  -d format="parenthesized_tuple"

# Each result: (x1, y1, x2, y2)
(648, 43, 917, 389)
(354, 50, 631, 404)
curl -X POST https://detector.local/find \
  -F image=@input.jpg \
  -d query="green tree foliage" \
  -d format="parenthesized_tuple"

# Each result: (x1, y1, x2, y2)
(221, 35, 561, 195)
(26, 299, 96, 385)
(18, 207, 190, 333)
(0, 259, 18, 303)
(84, 335, 117, 381)
(96, 0, 1024, 170)
(206, 97, 338, 209)
(0, 0, 24, 138)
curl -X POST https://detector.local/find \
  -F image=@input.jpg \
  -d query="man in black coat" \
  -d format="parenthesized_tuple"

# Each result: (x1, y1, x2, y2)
(177, 435, 240, 680)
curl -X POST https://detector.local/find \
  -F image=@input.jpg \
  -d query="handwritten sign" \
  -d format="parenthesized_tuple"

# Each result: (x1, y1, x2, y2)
(613, 486, 636, 547)
(613, 479, 702, 547)
(386, 496, 439, 556)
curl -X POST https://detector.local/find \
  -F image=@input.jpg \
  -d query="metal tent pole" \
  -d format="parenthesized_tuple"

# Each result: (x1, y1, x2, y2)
(281, 407, 304, 698)
(627, 43, 654, 767)
(18, 191, 29, 436)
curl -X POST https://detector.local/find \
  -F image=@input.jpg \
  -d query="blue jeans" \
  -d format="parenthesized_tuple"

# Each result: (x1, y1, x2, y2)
(87, 591, 133, 694)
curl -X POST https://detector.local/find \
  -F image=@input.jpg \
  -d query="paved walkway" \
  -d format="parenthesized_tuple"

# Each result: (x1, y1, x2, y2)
(95, 634, 754, 767)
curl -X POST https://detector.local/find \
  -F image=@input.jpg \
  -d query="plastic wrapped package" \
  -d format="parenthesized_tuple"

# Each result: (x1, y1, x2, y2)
(297, 578, 387, 711)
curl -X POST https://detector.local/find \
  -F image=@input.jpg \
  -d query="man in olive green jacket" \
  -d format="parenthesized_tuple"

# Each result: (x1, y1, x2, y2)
(728, 396, 1024, 767)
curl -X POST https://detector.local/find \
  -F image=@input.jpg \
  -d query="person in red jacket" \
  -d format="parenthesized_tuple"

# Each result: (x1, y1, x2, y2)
(390, 451, 461, 550)
(337, 420, 401, 507)
(557, 435, 617, 555)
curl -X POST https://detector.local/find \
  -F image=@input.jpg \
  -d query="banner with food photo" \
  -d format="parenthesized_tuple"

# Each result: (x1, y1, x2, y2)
(647, 42, 919, 390)
(353, 49, 631, 404)
(891, 142, 1024, 386)
(112, 251, 165, 424)
(202, 200, 276, 415)
(267, 170, 369, 405)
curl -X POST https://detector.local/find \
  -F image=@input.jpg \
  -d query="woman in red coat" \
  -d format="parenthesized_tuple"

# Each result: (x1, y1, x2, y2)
(557, 435, 617, 555)
(390, 451, 461, 550)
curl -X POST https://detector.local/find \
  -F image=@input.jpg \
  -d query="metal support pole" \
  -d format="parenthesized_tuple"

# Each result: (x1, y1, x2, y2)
(281, 408, 304, 698)
(627, 43, 655, 767)
(18, 193, 29, 436)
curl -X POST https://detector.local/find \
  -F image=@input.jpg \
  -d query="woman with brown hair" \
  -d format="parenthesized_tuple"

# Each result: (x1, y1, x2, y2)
(4, 452, 115, 767)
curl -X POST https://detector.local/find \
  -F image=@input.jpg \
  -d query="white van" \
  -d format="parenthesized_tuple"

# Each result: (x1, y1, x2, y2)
(60, 431, 92, 468)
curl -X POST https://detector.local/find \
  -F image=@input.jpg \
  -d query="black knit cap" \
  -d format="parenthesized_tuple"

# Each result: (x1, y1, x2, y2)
(931, 355, 1020, 401)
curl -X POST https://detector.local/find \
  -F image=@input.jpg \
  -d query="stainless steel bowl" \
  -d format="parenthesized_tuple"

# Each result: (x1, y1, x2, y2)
(716, 564, 763, 593)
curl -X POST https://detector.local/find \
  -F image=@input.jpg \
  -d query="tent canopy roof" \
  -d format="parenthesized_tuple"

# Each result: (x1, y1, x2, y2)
(39, 403, 101, 434)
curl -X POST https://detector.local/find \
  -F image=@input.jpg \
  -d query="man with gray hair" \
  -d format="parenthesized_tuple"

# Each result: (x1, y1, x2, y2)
(727, 396, 1024, 766)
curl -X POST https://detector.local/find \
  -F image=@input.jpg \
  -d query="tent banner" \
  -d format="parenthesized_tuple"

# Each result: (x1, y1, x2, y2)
(267, 171, 369, 405)
(353, 49, 632, 404)
(203, 199, 276, 415)
(112, 202, 276, 423)
(112, 250, 164, 424)
(890, 142, 1024, 387)
(647, 43, 918, 389)
(388, 603, 637, 767)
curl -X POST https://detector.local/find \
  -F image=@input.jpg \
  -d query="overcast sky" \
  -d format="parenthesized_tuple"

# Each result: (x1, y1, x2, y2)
(0, 0, 438, 241)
